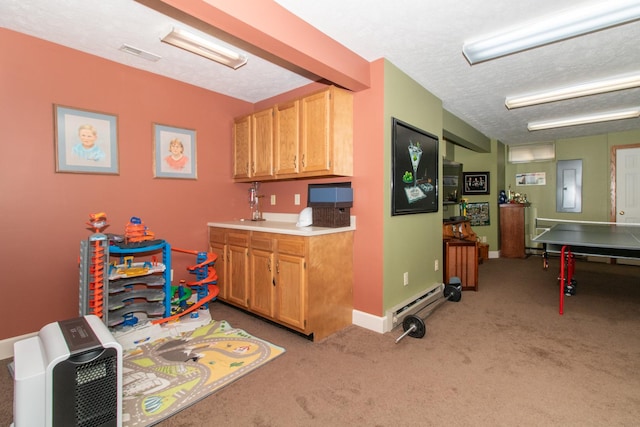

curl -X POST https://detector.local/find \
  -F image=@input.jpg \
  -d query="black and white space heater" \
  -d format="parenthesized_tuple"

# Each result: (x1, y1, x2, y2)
(12, 315, 122, 427)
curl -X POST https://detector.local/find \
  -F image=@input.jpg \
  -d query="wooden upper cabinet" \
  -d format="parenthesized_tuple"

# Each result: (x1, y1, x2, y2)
(233, 86, 353, 182)
(251, 108, 275, 180)
(233, 109, 275, 181)
(233, 115, 251, 180)
(300, 86, 353, 177)
(274, 100, 300, 176)
(300, 90, 331, 174)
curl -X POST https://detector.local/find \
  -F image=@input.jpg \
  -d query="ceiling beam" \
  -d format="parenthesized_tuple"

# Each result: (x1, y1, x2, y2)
(137, 0, 371, 92)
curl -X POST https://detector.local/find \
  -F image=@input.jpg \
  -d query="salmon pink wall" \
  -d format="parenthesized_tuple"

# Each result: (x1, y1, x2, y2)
(0, 29, 253, 338)
(243, 63, 386, 316)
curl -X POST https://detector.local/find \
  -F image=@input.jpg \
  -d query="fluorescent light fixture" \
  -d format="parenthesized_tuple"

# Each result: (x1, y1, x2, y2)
(528, 108, 640, 131)
(463, 1, 640, 64)
(506, 73, 640, 109)
(161, 27, 248, 69)
(119, 44, 162, 62)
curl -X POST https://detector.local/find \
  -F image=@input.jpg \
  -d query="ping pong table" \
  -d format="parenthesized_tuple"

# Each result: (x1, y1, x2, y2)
(532, 219, 640, 314)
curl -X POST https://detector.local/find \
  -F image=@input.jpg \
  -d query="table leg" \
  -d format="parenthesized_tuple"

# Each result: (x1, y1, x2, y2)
(559, 246, 567, 315)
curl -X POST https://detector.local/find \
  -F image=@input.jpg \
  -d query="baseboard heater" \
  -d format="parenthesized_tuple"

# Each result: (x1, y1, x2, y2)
(387, 283, 444, 330)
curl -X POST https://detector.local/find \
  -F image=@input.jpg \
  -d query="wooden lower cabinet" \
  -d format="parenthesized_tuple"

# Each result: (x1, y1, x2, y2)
(209, 227, 353, 341)
(499, 204, 527, 258)
(209, 228, 250, 307)
(443, 239, 478, 291)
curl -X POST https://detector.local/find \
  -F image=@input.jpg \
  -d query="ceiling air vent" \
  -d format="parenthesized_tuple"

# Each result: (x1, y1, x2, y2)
(119, 44, 161, 62)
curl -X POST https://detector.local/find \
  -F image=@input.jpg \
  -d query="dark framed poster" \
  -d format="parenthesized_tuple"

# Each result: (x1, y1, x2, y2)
(463, 171, 490, 195)
(391, 118, 439, 215)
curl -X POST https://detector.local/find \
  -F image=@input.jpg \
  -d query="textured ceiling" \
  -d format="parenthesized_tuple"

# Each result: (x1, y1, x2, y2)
(2, 0, 640, 145)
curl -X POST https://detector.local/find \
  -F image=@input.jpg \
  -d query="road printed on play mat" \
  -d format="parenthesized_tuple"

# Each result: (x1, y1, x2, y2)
(121, 320, 285, 426)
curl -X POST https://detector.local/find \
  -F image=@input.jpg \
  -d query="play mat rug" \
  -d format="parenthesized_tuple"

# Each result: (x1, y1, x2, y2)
(121, 320, 285, 426)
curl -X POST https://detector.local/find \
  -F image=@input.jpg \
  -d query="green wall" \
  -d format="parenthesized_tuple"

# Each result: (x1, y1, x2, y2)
(379, 59, 639, 313)
(451, 140, 501, 251)
(382, 60, 444, 310)
(505, 130, 640, 224)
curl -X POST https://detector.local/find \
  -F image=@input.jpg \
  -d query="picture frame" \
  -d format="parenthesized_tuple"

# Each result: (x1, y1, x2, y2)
(391, 117, 439, 216)
(466, 202, 490, 226)
(54, 105, 119, 174)
(516, 172, 546, 186)
(153, 123, 197, 179)
(463, 171, 490, 195)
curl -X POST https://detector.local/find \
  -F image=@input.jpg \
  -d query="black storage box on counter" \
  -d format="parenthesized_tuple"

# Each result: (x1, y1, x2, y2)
(312, 207, 351, 228)
(308, 183, 353, 228)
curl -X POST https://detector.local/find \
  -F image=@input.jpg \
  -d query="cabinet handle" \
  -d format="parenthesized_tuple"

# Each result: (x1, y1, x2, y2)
(267, 258, 271, 272)
(301, 154, 306, 168)
(252, 162, 255, 174)
(245, 163, 249, 174)
(276, 260, 280, 274)
(272, 278, 276, 287)
(293, 155, 297, 168)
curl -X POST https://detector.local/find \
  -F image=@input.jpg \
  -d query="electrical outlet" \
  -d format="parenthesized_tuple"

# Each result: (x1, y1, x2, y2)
(294, 194, 301, 205)
(270, 194, 276, 205)
(434, 260, 439, 271)
(403, 272, 409, 286)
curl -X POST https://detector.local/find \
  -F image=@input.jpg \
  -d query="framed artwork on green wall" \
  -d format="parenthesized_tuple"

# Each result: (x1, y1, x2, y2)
(466, 202, 490, 226)
(391, 117, 439, 215)
(463, 171, 490, 195)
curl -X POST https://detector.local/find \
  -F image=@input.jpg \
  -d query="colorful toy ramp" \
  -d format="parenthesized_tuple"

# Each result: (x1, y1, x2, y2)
(121, 320, 285, 426)
(108, 303, 166, 328)
(152, 284, 219, 325)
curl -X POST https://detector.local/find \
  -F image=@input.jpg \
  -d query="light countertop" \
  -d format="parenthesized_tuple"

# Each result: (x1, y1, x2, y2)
(208, 212, 356, 236)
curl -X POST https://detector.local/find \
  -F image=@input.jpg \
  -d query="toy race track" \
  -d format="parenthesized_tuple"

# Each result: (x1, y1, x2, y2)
(151, 248, 219, 325)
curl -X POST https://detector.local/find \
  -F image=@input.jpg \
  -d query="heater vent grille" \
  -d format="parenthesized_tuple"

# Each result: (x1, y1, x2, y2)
(387, 284, 444, 329)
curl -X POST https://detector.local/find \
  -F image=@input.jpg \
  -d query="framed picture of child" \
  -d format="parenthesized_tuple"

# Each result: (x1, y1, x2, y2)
(54, 105, 119, 174)
(153, 123, 197, 179)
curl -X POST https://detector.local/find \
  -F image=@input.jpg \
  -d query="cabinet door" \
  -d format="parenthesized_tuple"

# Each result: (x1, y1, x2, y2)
(208, 241, 227, 300)
(208, 228, 227, 299)
(300, 90, 331, 174)
(499, 205, 526, 258)
(250, 248, 275, 317)
(251, 108, 275, 180)
(227, 242, 249, 308)
(274, 100, 300, 176)
(233, 115, 251, 180)
(275, 253, 306, 330)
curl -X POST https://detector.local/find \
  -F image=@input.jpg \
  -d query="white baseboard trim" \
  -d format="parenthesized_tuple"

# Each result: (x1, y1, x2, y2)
(0, 332, 36, 360)
(352, 309, 390, 334)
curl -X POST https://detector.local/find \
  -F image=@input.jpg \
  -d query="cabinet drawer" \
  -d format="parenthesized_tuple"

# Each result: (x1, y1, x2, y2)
(209, 227, 226, 244)
(251, 233, 274, 251)
(277, 236, 305, 256)
(228, 231, 249, 247)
